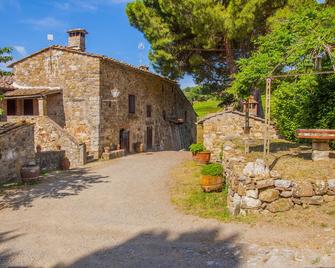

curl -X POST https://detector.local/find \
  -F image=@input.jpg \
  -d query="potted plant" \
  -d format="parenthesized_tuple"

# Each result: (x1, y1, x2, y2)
(189, 143, 211, 164)
(200, 163, 224, 192)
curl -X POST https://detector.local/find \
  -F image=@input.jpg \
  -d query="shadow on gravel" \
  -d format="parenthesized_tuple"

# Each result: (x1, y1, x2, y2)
(0, 168, 108, 210)
(0, 230, 22, 267)
(55, 228, 242, 268)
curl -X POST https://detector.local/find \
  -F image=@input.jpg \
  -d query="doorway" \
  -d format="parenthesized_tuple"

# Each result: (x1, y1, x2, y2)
(23, 99, 34, 115)
(146, 126, 153, 150)
(119, 129, 130, 152)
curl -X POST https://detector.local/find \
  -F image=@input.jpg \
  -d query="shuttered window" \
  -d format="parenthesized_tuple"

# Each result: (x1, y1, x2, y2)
(128, 95, 136, 114)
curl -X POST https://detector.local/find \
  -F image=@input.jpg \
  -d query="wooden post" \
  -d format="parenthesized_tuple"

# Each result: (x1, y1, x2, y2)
(263, 78, 272, 163)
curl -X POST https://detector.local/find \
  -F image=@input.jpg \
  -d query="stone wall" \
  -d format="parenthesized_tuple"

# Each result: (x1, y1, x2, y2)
(7, 116, 86, 168)
(36, 150, 65, 172)
(99, 60, 196, 152)
(199, 111, 279, 161)
(0, 122, 35, 183)
(13, 48, 101, 156)
(223, 142, 335, 215)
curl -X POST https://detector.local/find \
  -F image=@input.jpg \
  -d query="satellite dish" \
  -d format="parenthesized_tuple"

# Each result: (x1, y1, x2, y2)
(47, 34, 54, 41)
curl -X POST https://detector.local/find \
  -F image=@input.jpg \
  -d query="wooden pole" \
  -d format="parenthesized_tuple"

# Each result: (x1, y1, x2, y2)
(264, 78, 272, 164)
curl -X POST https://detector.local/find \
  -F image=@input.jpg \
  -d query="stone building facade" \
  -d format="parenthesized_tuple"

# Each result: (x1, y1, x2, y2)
(198, 110, 279, 160)
(0, 122, 35, 183)
(1, 29, 196, 166)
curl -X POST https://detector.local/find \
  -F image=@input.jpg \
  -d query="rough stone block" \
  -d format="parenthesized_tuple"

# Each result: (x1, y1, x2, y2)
(259, 189, 280, 203)
(241, 196, 262, 209)
(274, 179, 292, 190)
(256, 179, 274, 189)
(293, 182, 314, 197)
(246, 189, 259, 199)
(280, 191, 293, 198)
(324, 195, 335, 202)
(266, 198, 293, 213)
(301, 196, 324, 205)
(313, 180, 328, 195)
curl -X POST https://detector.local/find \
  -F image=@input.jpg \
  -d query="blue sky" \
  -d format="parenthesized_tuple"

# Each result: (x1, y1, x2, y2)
(0, 0, 196, 88)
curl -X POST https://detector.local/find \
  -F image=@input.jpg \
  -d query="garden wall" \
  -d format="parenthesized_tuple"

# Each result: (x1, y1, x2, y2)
(223, 141, 335, 215)
(198, 110, 279, 161)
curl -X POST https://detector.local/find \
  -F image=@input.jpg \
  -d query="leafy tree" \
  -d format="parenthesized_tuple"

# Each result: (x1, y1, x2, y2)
(126, 0, 286, 93)
(230, 0, 335, 139)
(0, 47, 12, 76)
(0, 47, 12, 115)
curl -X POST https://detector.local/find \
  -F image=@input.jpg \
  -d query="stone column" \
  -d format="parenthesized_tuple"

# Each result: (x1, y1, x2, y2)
(312, 140, 330, 161)
(38, 98, 47, 116)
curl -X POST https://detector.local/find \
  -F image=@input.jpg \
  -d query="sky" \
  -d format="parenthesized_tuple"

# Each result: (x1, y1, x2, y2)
(0, 0, 196, 88)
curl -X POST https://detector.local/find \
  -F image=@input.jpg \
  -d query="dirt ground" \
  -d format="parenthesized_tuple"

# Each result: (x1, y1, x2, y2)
(0, 152, 335, 267)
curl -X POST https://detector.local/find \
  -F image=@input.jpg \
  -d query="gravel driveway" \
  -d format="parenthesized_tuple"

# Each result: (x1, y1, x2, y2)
(0, 151, 334, 267)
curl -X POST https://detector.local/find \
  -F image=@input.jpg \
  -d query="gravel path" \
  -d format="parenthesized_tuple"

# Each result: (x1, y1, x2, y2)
(0, 151, 334, 267)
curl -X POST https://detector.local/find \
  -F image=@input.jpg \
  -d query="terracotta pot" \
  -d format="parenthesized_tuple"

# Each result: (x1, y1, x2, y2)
(21, 165, 40, 182)
(36, 145, 42, 153)
(193, 151, 211, 164)
(200, 175, 223, 193)
(61, 157, 71, 170)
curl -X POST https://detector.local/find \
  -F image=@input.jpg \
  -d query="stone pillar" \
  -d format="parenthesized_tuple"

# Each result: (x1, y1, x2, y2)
(38, 98, 47, 116)
(312, 140, 330, 161)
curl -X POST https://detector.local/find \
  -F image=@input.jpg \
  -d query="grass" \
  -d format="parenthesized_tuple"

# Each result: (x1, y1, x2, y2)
(193, 99, 222, 118)
(170, 160, 255, 223)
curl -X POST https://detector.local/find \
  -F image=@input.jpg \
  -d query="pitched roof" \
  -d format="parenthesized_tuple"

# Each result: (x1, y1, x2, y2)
(0, 75, 14, 91)
(8, 46, 177, 84)
(0, 121, 34, 136)
(197, 110, 267, 124)
(4, 88, 62, 99)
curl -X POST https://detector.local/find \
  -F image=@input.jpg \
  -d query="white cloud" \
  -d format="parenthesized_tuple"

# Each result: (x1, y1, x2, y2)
(13, 46, 28, 57)
(21, 17, 66, 30)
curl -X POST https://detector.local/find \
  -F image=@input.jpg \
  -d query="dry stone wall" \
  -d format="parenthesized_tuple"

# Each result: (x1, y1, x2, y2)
(199, 111, 279, 161)
(0, 123, 35, 183)
(223, 142, 335, 215)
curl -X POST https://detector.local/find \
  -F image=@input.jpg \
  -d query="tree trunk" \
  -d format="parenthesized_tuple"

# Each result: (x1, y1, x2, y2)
(224, 37, 237, 74)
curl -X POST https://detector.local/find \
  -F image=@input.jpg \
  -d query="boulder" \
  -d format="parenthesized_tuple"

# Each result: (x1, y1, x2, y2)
(246, 189, 259, 199)
(256, 179, 274, 189)
(324, 195, 335, 203)
(328, 179, 335, 191)
(267, 198, 293, 213)
(241, 196, 262, 209)
(293, 182, 314, 197)
(280, 191, 293, 198)
(274, 179, 292, 190)
(301, 196, 324, 205)
(259, 189, 280, 203)
(243, 159, 269, 178)
(313, 180, 328, 195)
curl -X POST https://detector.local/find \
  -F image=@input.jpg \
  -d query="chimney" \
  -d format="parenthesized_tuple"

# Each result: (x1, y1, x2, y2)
(139, 65, 149, 71)
(67, 28, 88, 52)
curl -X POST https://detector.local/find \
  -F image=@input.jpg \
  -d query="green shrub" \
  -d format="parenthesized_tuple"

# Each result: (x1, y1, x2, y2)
(201, 163, 224, 176)
(189, 143, 206, 154)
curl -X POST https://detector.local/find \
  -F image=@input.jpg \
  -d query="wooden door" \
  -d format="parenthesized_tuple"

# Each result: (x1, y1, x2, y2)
(120, 129, 130, 152)
(146, 126, 153, 150)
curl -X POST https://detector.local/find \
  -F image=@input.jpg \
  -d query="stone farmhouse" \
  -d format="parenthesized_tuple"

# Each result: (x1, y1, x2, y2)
(0, 29, 196, 167)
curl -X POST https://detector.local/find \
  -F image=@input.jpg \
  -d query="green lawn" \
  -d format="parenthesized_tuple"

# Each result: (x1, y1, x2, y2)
(193, 99, 222, 118)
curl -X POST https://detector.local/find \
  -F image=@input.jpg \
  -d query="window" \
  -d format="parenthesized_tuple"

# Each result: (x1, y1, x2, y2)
(162, 110, 166, 120)
(146, 105, 152, 118)
(184, 111, 188, 122)
(128, 95, 136, 114)
(7, 99, 16, 115)
(24, 99, 34, 115)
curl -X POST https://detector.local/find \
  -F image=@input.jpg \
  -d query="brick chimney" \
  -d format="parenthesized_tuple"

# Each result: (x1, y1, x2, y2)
(67, 28, 88, 52)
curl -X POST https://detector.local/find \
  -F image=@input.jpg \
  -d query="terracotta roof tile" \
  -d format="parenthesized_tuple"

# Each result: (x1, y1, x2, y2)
(4, 88, 62, 98)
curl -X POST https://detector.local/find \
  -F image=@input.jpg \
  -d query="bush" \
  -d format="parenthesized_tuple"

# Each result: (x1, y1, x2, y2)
(189, 143, 206, 154)
(201, 163, 224, 176)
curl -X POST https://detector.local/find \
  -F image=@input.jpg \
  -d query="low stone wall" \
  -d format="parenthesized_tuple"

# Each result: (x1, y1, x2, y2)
(8, 116, 86, 168)
(198, 110, 279, 161)
(0, 122, 35, 183)
(36, 151, 66, 172)
(223, 142, 335, 215)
